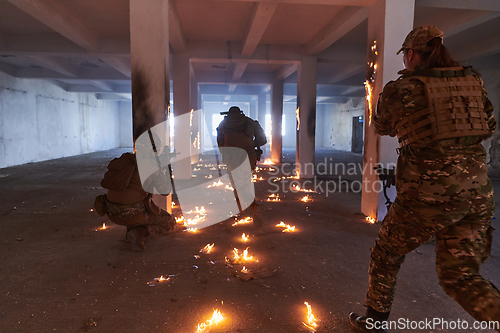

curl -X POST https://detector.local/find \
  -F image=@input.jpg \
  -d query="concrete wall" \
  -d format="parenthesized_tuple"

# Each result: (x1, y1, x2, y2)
(0, 71, 124, 168)
(323, 98, 364, 151)
(118, 101, 133, 148)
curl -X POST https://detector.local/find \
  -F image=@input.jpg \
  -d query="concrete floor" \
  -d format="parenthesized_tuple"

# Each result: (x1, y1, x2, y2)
(0, 148, 499, 333)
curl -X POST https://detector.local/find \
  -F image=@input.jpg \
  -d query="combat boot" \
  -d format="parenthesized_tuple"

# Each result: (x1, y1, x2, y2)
(349, 307, 390, 333)
(126, 227, 146, 252)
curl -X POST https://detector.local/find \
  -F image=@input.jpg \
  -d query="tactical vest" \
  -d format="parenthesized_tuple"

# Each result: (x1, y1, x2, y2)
(219, 118, 255, 150)
(395, 67, 491, 147)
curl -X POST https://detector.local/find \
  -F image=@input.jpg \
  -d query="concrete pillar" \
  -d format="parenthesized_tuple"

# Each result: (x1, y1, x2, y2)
(172, 52, 192, 179)
(361, 0, 415, 221)
(296, 56, 317, 179)
(130, 0, 171, 212)
(190, 68, 200, 164)
(270, 79, 283, 163)
(257, 92, 267, 157)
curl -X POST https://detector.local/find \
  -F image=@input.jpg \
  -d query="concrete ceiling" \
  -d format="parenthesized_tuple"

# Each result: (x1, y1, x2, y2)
(0, 0, 499, 102)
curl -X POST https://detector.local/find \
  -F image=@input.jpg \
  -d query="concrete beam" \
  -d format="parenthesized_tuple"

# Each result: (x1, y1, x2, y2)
(304, 6, 369, 55)
(416, 0, 500, 11)
(232, 62, 248, 81)
(212, 0, 377, 5)
(99, 56, 131, 78)
(66, 83, 131, 93)
(445, 12, 500, 38)
(195, 70, 275, 84)
(90, 80, 115, 92)
(168, 0, 186, 52)
(14, 66, 130, 80)
(26, 55, 79, 77)
(242, 2, 278, 56)
(5, 0, 98, 51)
(329, 64, 365, 84)
(275, 63, 298, 80)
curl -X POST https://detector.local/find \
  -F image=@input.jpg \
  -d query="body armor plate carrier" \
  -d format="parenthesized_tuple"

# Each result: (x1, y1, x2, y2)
(395, 67, 490, 147)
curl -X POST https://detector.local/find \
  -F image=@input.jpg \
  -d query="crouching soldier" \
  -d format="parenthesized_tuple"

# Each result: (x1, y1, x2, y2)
(94, 150, 175, 252)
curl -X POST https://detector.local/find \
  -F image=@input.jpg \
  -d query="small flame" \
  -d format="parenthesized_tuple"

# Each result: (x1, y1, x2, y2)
(301, 195, 309, 202)
(195, 206, 206, 214)
(232, 217, 253, 226)
(364, 80, 374, 126)
(175, 216, 185, 224)
(241, 233, 249, 242)
(303, 302, 319, 332)
(154, 275, 170, 282)
(200, 243, 214, 253)
(205, 174, 213, 179)
(267, 193, 281, 202)
(241, 266, 249, 273)
(224, 184, 234, 191)
(296, 107, 300, 130)
(196, 309, 225, 333)
(101, 223, 107, 230)
(291, 184, 315, 193)
(193, 167, 201, 171)
(276, 222, 296, 232)
(185, 227, 198, 233)
(207, 180, 223, 188)
(365, 216, 377, 224)
(90, 208, 94, 212)
(263, 158, 274, 165)
(232, 247, 254, 263)
(171, 202, 176, 209)
(251, 174, 264, 182)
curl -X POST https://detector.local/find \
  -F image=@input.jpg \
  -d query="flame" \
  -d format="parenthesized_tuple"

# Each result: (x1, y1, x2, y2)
(232, 217, 253, 226)
(186, 227, 198, 233)
(365, 216, 377, 224)
(90, 208, 94, 212)
(193, 135, 198, 148)
(224, 184, 234, 191)
(301, 195, 309, 202)
(175, 216, 185, 224)
(296, 107, 300, 130)
(364, 80, 374, 126)
(207, 180, 223, 188)
(101, 223, 107, 230)
(276, 222, 296, 232)
(193, 167, 201, 171)
(263, 158, 274, 165)
(171, 202, 176, 209)
(154, 275, 170, 282)
(196, 309, 225, 333)
(291, 184, 315, 193)
(251, 174, 264, 182)
(190, 108, 193, 127)
(241, 266, 249, 273)
(205, 174, 213, 179)
(232, 247, 254, 263)
(267, 193, 281, 202)
(241, 233, 249, 242)
(303, 302, 319, 332)
(195, 206, 206, 214)
(200, 243, 214, 253)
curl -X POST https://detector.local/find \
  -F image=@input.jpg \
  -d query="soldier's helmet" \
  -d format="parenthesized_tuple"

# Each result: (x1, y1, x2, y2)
(397, 25, 443, 55)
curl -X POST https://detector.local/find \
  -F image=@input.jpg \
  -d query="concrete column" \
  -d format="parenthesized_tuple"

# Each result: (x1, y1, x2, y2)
(296, 56, 317, 179)
(190, 69, 200, 164)
(257, 92, 267, 157)
(270, 79, 283, 163)
(172, 52, 192, 179)
(361, 0, 415, 221)
(130, 0, 171, 212)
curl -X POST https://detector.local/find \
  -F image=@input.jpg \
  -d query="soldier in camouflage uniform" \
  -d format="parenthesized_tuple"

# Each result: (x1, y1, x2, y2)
(94, 151, 175, 252)
(350, 26, 500, 333)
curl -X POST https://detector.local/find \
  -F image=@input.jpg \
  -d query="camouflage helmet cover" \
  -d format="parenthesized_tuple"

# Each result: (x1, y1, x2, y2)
(397, 25, 444, 55)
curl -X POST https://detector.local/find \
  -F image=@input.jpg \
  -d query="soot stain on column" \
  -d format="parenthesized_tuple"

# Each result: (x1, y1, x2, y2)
(132, 69, 154, 142)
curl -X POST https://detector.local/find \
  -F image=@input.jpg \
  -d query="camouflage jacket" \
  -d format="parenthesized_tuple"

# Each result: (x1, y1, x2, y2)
(374, 67, 496, 151)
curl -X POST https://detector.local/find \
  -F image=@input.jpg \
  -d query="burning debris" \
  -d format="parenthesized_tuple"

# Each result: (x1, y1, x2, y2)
(262, 158, 274, 165)
(251, 174, 264, 182)
(95, 223, 108, 231)
(231, 217, 253, 226)
(207, 180, 223, 188)
(224, 184, 234, 191)
(226, 247, 256, 265)
(276, 222, 296, 232)
(303, 302, 319, 332)
(199, 243, 214, 253)
(291, 184, 316, 193)
(146, 274, 179, 286)
(266, 193, 281, 202)
(195, 309, 225, 333)
(241, 233, 249, 242)
(234, 267, 276, 281)
(365, 216, 377, 224)
(300, 195, 310, 202)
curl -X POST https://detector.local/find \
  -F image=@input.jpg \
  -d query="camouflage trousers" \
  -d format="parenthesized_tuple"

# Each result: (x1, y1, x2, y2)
(366, 148, 500, 324)
(97, 195, 175, 235)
